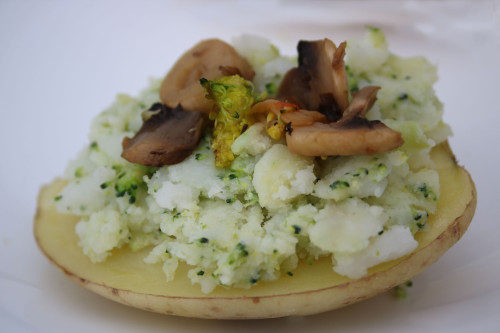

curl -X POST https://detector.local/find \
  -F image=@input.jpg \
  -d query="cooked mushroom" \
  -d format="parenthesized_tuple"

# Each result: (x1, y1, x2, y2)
(160, 39, 255, 113)
(285, 118, 404, 157)
(282, 86, 403, 157)
(277, 39, 349, 113)
(336, 86, 381, 125)
(273, 38, 403, 157)
(250, 99, 327, 139)
(121, 103, 206, 166)
(250, 99, 327, 126)
(282, 85, 403, 157)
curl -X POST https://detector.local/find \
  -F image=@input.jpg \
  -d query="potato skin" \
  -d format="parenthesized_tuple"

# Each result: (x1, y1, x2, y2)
(34, 142, 476, 319)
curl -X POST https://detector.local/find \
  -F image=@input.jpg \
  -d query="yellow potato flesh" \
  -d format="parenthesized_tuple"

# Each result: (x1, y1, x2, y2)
(34, 142, 476, 319)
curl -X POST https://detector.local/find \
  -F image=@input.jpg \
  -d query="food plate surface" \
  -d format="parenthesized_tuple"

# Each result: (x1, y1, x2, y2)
(2, 0, 500, 332)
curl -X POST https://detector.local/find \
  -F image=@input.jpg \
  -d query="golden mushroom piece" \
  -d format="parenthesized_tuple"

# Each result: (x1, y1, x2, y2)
(34, 143, 476, 319)
(159, 38, 255, 113)
(260, 38, 403, 157)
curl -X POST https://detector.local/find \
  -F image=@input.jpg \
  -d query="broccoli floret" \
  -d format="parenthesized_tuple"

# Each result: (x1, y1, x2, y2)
(345, 65, 359, 93)
(200, 75, 255, 168)
(366, 25, 387, 48)
(227, 242, 249, 265)
(101, 164, 156, 204)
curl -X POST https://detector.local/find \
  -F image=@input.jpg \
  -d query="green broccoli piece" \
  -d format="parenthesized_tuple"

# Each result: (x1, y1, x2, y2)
(366, 25, 387, 48)
(345, 65, 359, 93)
(101, 164, 156, 204)
(200, 75, 255, 168)
(227, 242, 249, 265)
(394, 280, 413, 299)
(116, 164, 156, 203)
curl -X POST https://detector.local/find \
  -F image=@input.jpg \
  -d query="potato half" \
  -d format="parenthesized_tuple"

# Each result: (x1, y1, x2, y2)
(34, 142, 476, 319)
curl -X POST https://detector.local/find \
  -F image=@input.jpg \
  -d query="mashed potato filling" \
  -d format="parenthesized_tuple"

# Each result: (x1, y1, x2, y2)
(253, 144, 316, 210)
(55, 29, 445, 293)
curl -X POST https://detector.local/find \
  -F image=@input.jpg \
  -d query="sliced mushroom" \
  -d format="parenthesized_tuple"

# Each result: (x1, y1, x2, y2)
(160, 39, 255, 113)
(283, 85, 403, 157)
(250, 99, 327, 126)
(274, 38, 403, 157)
(286, 119, 404, 157)
(336, 86, 381, 126)
(277, 39, 349, 113)
(275, 68, 310, 108)
(250, 99, 327, 139)
(121, 104, 206, 166)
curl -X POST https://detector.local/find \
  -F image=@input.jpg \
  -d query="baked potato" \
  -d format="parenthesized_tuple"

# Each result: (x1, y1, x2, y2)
(34, 142, 476, 319)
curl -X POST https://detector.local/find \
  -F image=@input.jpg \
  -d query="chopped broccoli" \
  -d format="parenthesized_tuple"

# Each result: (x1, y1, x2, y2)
(329, 180, 350, 190)
(265, 81, 278, 95)
(345, 65, 359, 93)
(227, 242, 249, 265)
(366, 25, 387, 48)
(394, 280, 413, 299)
(89, 141, 98, 151)
(115, 164, 156, 203)
(200, 75, 255, 168)
(101, 164, 156, 204)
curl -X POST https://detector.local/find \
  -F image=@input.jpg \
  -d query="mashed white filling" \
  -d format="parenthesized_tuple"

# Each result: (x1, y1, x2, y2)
(310, 198, 386, 254)
(333, 225, 418, 278)
(154, 181, 198, 211)
(55, 29, 446, 292)
(253, 144, 316, 211)
(75, 208, 129, 262)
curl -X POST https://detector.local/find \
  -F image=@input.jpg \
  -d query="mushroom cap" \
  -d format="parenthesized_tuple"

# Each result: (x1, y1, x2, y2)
(277, 39, 349, 113)
(286, 119, 404, 156)
(160, 39, 255, 113)
(121, 105, 206, 166)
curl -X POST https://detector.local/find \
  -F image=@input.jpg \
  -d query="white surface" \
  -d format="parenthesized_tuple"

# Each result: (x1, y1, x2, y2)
(1, 0, 499, 332)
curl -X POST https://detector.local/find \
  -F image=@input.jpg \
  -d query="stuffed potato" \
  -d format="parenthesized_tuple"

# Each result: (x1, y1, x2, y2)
(34, 29, 476, 319)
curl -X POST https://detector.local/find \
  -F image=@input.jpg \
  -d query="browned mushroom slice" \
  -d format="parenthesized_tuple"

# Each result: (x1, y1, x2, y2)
(160, 39, 255, 113)
(277, 39, 349, 113)
(275, 67, 311, 108)
(337, 86, 381, 125)
(329, 41, 349, 111)
(250, 99, 327, 126)
(285, 118, 403, 157)
(121, 104, 206, 166)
